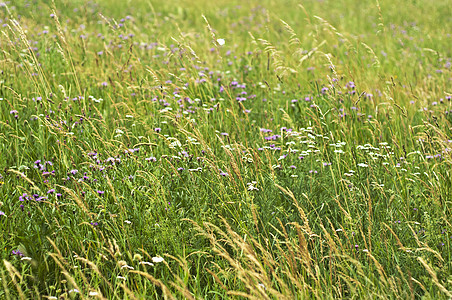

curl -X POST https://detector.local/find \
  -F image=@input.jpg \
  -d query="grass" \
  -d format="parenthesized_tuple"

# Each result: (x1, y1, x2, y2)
(0, 0, 451, 298)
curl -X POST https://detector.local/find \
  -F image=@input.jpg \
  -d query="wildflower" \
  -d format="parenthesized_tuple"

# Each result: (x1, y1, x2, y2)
(217, 38, 225, 46)
(247, 182, 259, 191)
(97, 190, 105, 195)
(121, 264, 134, 270)
(152, 256, 164, 263)
(47, 189, 55, 194)
(0, 211, 6, 217)
(12, 250, 24, 257)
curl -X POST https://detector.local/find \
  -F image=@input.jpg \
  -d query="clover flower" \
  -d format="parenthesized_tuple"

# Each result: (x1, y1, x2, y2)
(12, 250, 24, 257)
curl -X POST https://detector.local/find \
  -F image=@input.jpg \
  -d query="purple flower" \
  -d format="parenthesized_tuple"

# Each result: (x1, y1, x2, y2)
(47, 189, 55, 194)
(70, 169, 78, 175)
(19, 193, 29, 201)
(154, 128, 161, 133)
(97, 190, 105, 195)
(346, 81, 355, 89)
(12, 250, 24, 257)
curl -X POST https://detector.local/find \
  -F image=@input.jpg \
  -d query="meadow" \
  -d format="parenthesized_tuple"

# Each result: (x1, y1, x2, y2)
(0, 0, 451, 298)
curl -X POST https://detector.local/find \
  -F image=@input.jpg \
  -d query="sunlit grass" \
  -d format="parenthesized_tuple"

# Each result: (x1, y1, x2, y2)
(0, 0, 451, 298)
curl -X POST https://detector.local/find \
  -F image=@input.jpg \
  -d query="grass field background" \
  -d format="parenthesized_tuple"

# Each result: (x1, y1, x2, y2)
(0, 0, 451, 298)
